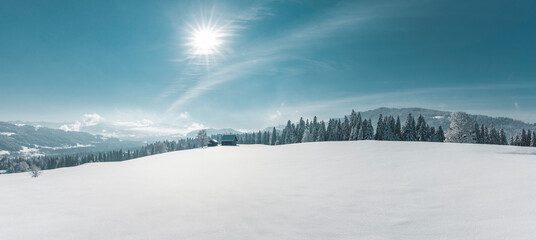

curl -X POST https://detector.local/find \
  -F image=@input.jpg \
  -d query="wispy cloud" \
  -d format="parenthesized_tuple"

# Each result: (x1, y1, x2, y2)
(165, 2, 366, 113)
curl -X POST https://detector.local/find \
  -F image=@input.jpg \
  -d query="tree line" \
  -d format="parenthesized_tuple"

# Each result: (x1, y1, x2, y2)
(227, 111, 445, 145)
(0, 138, 202, 174)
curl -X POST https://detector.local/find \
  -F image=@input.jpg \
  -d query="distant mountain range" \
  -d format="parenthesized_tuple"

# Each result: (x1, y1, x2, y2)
(2, 107, 535, 156)
(0, 122, 142, 157)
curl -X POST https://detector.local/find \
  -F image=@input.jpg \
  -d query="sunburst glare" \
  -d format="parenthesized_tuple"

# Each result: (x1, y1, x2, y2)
(189, 27, 222, 55)
(184, 11, 231, 64)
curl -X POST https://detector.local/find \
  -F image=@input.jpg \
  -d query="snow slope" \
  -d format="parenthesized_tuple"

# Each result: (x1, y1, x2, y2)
(1, 141, 536, 240)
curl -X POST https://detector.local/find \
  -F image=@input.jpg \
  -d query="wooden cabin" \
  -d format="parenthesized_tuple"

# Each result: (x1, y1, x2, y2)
(207, 139, 218, 147)
(221, 135, 238, 146)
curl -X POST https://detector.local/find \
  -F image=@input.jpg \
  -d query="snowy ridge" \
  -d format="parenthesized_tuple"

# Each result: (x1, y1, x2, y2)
(1, 141, 536, 239)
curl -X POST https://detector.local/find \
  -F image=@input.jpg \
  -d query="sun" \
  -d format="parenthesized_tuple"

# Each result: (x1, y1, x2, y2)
(187, 23, 225, 56)
(190, 28, 222, 55)
(183, 11, 232, 64)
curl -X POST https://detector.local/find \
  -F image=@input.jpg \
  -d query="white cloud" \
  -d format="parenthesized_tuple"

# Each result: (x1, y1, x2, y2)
(82, 113, 104, 126)
(60, 113, 104, 132)
(60, 121, 82, 132)
(177, 112, 191, 120)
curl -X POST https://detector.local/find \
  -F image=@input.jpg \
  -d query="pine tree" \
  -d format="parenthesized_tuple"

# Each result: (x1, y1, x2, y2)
(527, 130, 533, 147)
(416, 115, 429, 141)
(312, 116, 319, 142)
(375, 114, 384, 140)
(394, 116, 402, 140)
(342, 116, 351, 141)
(475, 124, 483, 144)
(256, 131, 262, 144)
(317, 121, 326, 141)
(297, 117, 306, 142)
(499, 129, 508, 145)
(489, 127, 499, 145)
(356, 112, 362, 136)
(382, 116, 396, 141)
(350, 124, 358, 141)
(326, 119, 335, 141)
(514, 135, 521, 146)
(402, 114, 417, 141)
(362, 119, 375, 140)
(357, 125, 364, 140)
(437, 126, 445, 142)
(521, 129, 527, 146)
(531, 132, 536, 147)
(271, 127, 277, 145)
(483, 126, 489, 144)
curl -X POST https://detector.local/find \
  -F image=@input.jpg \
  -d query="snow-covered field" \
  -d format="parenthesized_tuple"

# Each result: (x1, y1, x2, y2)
(1, 141, 536, 240)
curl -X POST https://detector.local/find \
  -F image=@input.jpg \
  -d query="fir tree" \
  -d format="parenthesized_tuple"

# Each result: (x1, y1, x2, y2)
(489, 127, 499, 145)
(436, 126, 445, 142)
(402, 113, 417, 141)
(499, 129, 508, 145)
(416, 115, 429, 141)
(271, 127, 277, 145)
(375, 114, 384, 140)
(362, 119, 375, 140)
(317, 121, 326, 142)
(394, 116, 402, 140)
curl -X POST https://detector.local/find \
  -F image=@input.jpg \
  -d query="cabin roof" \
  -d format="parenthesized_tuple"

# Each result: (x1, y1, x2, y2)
(209, 139, 218, 143)
(221, 135, 238, 141)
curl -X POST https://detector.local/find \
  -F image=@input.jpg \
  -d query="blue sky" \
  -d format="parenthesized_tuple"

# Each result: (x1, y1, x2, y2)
(1, 0, 535, 136)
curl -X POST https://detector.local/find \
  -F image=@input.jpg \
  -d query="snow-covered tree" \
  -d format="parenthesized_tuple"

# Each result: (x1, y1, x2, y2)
(311, 116, 319, 142)
(29, 164, 41, 178)
(526, 130, 533, 147)
(196, 130, 208, 148)
(489, 127, 500, 145)
(475, 124, 483, 144)
(342, 116, 350, 141)
(531, 132, 536, 147)
(499, 129, 508, 145)
(349, 124, 358, 141)
(270, 127, 277, 145)
(153, 142, 169, 153)
(357, 125, 364, 140)
(445, 112, 477, 143)
(302, 128, 313, 143)
(317, 121, 326, 142)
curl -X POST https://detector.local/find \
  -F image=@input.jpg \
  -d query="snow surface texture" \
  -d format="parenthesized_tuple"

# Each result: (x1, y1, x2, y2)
(1, 141, 536, 240)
